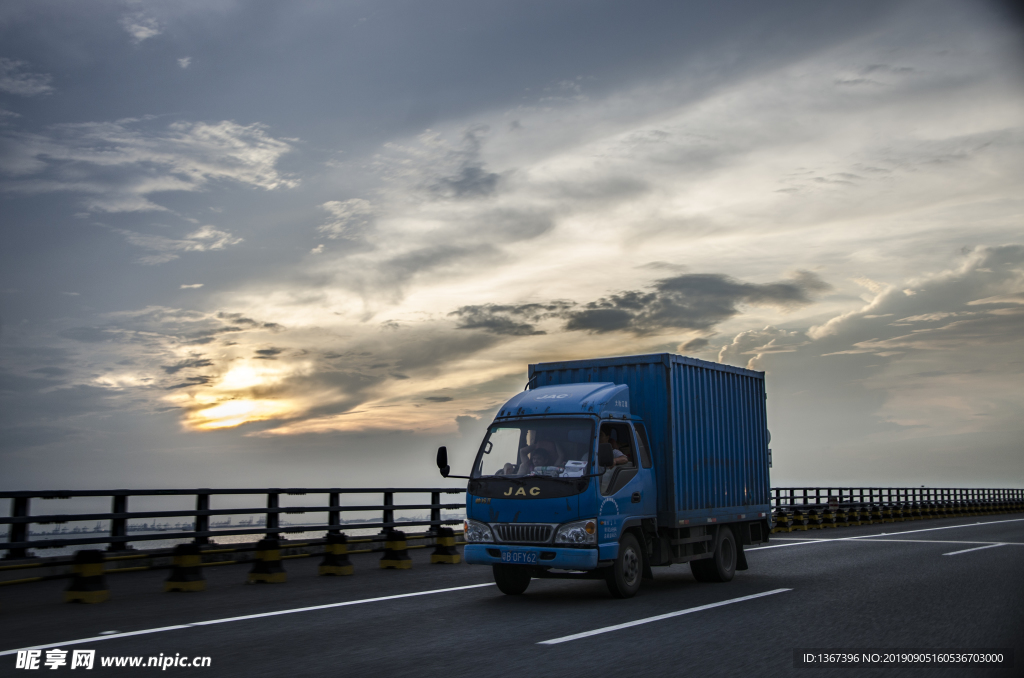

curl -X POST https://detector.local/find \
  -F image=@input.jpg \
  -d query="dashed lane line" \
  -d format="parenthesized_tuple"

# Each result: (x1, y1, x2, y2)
(0, 583, 495, 657)
(537, 588, 792, 645)
(942, 543, 1006, 556)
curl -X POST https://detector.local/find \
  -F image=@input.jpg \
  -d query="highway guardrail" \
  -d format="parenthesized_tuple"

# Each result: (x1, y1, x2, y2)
(770, 487, 1023, 532)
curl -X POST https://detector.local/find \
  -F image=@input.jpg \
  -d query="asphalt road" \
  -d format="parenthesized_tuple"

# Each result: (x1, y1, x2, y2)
(2, 514, 1022, 677)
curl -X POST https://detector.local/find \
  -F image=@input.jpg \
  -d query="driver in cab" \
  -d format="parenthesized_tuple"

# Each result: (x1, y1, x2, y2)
(500, 429, 558, 475)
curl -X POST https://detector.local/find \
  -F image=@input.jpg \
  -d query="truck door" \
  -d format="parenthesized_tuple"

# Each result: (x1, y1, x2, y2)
(597, 422, 654, 556)
(631, 422, 657, 516)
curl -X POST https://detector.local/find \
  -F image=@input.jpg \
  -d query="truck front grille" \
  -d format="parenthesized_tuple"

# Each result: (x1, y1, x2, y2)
(493, 523, 554, 544)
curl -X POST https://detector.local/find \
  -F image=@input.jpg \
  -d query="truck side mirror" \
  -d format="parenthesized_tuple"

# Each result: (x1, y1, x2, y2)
(436, 446, 450, 478)
(597, 443, 614, 469)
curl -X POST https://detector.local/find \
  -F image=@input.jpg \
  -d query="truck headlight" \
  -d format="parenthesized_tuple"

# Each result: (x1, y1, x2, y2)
(554, 519, 597, 545)
(464, 519, 494, 543)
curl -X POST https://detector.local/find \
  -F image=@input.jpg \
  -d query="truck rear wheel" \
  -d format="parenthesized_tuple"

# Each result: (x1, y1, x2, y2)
(690, 526, 736, 583)
(492, 564, 531, 595)
(606, 533, 643, 598)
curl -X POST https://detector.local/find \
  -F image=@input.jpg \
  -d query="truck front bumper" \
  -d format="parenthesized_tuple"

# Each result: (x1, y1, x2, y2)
(464, 543, 599, 570)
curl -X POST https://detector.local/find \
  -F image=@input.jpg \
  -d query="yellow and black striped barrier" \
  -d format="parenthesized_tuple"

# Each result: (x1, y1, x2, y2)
(319, 533, 354, 576)
(430, 526, 461, 564)
(64, 549, 108, 603)
(164, 543, 205, 592)
(248, 538, 287, 583)
(380, 529, 412, 569)
(770, 510, 792, 533)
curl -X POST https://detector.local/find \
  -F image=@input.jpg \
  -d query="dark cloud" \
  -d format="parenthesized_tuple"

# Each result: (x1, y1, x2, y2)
(166, 376, 213, 389)
(449, 311, 542, 336)
(566, 271, 831, 334)
(862, 63, 915, 74)
(565, 307, 634, 332)
(217, 312, 259, 325)
(424, 396, 453, 402)
(449, 301, 575, 335)
(161, 358, 213, 374)
(217, 312, 283, 331)
(680, 337, 710, 351)
(254, 347, 284, 360)
(451, 271, 830, 337)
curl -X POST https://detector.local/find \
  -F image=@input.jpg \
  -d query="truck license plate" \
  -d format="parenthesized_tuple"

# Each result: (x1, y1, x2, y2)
(500, 550, 538, 564)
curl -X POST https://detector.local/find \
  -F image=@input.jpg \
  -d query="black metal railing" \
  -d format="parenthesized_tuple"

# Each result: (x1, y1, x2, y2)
(3, 486, 1021, 561)
(771, 487, 1024, 508)
(768, 487, 1023, 532)
(1, 488, 465, 560)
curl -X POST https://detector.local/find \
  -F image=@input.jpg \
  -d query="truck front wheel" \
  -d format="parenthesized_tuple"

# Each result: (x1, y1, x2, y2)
(690, 526, 736, 583)
(606, 533, 643, 598)
(492, 564, 532, 595)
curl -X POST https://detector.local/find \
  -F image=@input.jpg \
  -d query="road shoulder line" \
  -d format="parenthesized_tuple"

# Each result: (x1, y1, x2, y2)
(750, 517, 1024, 551)
(537, 588, 792, 645)
(0, 582, 495, 657)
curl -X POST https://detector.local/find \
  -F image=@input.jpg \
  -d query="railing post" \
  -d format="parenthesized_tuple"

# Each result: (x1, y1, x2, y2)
(328, 492, 340, 535)
(430, 491, 441, 532)
(7, 496, 30, 560)
(383, 491, 394, 529)
(266, 493, 279, 539)
(109, 494, 130, 551)
(194, 492, 210, 546)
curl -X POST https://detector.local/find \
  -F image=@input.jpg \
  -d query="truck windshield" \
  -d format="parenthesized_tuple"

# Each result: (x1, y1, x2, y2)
(472, 419, 594, 479)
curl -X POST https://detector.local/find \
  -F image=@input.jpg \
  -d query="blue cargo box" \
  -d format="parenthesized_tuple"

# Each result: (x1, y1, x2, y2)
(528, 353, 771, 527)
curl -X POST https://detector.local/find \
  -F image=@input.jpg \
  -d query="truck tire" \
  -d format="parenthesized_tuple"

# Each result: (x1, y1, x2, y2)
(690, 526, 736, 583)
(493, 564, 531, 595)
(605, 533, 643, 598)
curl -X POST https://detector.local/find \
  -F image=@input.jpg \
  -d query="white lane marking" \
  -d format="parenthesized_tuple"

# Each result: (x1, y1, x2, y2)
(537, 588, 792, 645)
(779, 537, 1023, 546)
(0, 583, 495, 657)
(853, 539, 1022, 546)
(748, 540, 828, 550)
(748, 517, 1024, 552)
(942, 543, 1006, 556)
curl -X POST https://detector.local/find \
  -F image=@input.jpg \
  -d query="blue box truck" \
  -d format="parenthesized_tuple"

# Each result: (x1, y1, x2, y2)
(435, 353, 772, 598)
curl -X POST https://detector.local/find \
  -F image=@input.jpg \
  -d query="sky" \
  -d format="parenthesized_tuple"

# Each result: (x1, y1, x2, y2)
(1, 0, 1022, 492)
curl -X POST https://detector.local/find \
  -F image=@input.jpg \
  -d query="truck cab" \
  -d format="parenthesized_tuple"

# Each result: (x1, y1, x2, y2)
(458, 383, 657, 596)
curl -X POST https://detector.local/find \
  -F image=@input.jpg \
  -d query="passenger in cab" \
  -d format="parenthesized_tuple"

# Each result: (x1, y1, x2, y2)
(599, 428, 630, 466)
